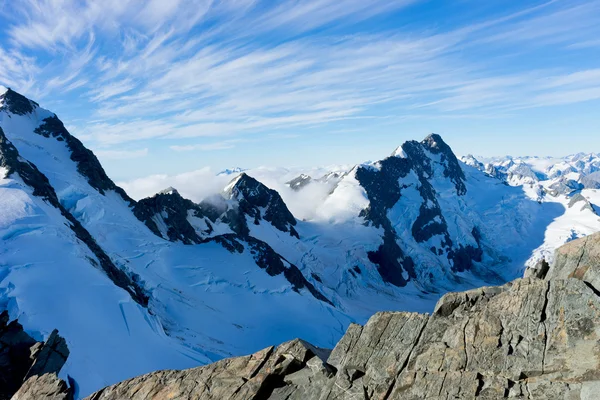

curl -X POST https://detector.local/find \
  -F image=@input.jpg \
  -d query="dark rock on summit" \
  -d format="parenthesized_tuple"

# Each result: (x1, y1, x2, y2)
(421, 133, 467, 195)
(134, 188, 204, 244)
(0, 88, 38, 116)
(226, 173, 299, 238)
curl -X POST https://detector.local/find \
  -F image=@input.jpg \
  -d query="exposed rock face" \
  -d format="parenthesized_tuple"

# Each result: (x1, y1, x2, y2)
(0, 312, 37, 399)
(0, 88, 38, 116)
(355, 133, 482, 287)
(86, 232, 600, 399)
(287, 174, 312, 191)
(85, 339, 331, 400)
(24, 330, 69, 381)
(0, 311, 70, 400)
(11, 374, 72, 400)
(134, 188, 208, 244)
(568, 193, 597, 214)
(225, 173, 299, 238)
(546, 177, 583, 196)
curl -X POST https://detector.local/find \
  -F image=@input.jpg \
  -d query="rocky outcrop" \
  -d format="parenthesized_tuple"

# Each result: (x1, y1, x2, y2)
(286, 174, 312, 191)
(225, 173, 299, 238)
(85, 232, 600, 399)
(85, 339, 331, 400)
(11, 374, 72, 400)
(134, 188, 207, 244)
(24, 331, 69, 381)
(568, 193, 597, 214)
(546, 177, 583, 196)
(0, 311, 71, 400)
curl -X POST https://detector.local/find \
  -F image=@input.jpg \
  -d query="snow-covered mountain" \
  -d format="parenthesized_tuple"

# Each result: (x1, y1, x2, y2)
(465, 153, 600, 193)
(1, 87, 599, 397)
(460, 153, 600, 265)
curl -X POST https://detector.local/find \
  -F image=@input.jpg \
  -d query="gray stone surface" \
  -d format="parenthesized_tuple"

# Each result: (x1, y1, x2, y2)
(11, 374, 72, 400)
(25, 330, 70, 380)
(85, 339, 331, 400)
(0, 311, 70, 400)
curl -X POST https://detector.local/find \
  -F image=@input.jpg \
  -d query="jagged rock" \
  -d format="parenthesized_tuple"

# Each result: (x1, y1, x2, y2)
(134, 188, 206, 244)
(0, 312, 70, 400)
(0, 312, 37, 399)
(568, 193, 596, 214)
(546, 177, 583, 196)
(523, 259, 550, 279)
(11, 374, 72, 400)
(86, 232, 600, 399)
(547, 233, 600, 290)
(84, 339, 331, 400)
(225, 173, 299, 238)
(286, 174, 312, 191)
(24, 330, 69, 380)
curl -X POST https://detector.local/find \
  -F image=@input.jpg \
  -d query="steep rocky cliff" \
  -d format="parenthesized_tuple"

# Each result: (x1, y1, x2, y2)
(83, 232, 600, 400)
(0, 311, 71, 400)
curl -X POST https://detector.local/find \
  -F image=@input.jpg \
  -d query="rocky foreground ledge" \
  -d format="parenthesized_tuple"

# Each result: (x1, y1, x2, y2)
(14, 232, 600, 399)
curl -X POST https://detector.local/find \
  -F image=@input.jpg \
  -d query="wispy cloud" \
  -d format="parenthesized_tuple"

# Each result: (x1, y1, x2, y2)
(1, 0, 600, 158)
(94, 147, 149, 159)
(170, 139, 246, 152)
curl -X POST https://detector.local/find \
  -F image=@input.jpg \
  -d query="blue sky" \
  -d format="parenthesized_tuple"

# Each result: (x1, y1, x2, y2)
(1, 0, 600, 181)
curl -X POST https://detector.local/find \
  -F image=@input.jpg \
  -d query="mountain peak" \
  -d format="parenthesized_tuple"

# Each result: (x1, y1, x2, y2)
(0, 88, 38, 116)
(158, 186, 179, 196)
(225, 172, 261, 198)
(225, 173, 298, 238)
(421, 133, 446, 148)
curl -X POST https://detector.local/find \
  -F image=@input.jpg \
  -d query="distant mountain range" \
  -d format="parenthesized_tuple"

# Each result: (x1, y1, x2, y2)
(1, 86, 599, 397)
